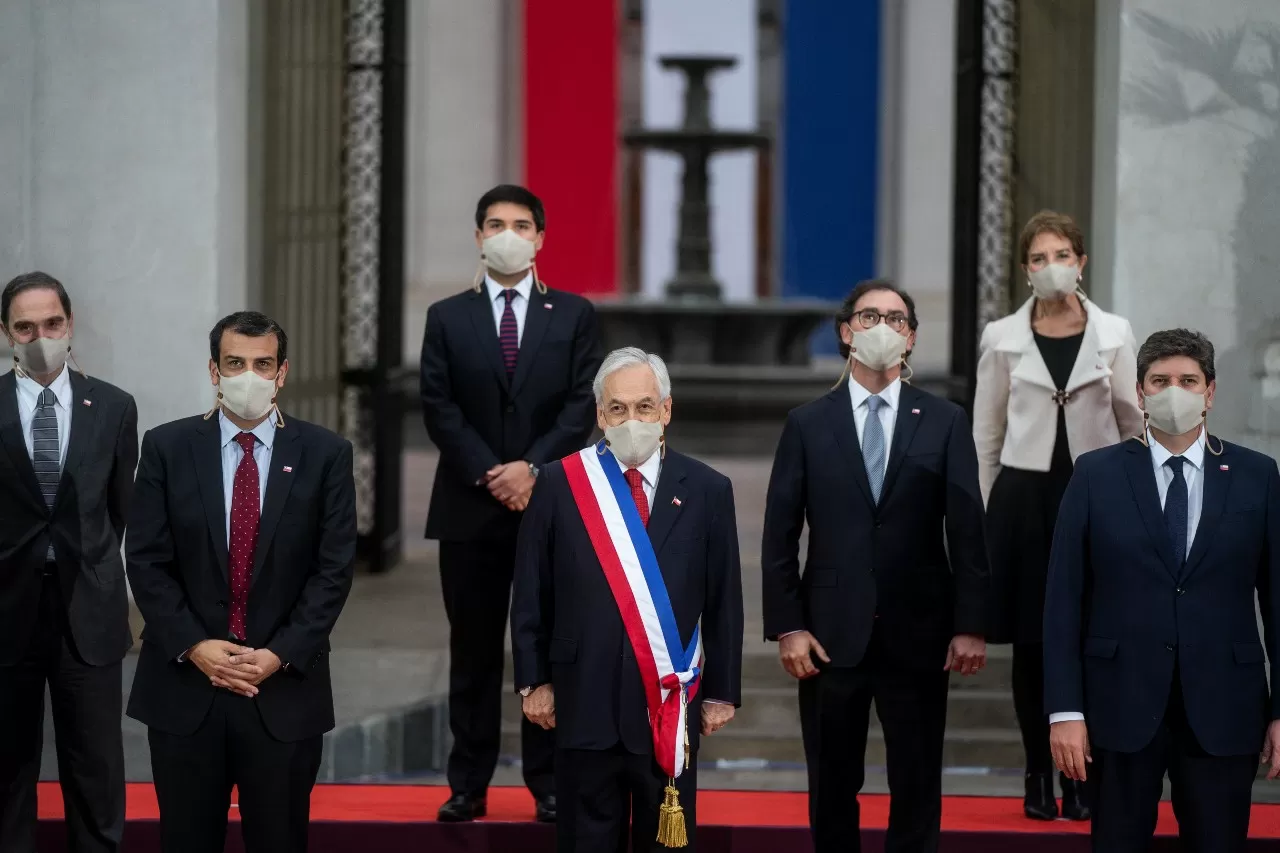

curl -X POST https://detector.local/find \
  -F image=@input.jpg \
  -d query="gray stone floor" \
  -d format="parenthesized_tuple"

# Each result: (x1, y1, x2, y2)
(37, 444, 1280, 801)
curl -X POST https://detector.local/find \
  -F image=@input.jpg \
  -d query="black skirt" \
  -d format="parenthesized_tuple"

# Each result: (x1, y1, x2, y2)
(984, 458, 1074, 645)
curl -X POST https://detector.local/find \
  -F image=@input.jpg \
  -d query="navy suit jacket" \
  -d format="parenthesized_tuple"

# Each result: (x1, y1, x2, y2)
(1044, 435, 1280, 756)
(510, 449, 744, 754)
(761, 384, 989, 669)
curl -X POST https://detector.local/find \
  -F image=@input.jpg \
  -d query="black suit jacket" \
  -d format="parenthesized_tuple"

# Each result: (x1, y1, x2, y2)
(0, 369, 137, 666)
(511, 449, 744, 754)
(420, 285, 602, 541)
(125, 413, 357, 742)
(1044, 437, 1280, 756)
(761, 383, 989, 669)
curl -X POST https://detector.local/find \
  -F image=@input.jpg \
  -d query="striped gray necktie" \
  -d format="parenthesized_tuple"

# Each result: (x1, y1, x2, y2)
(863, 395, 886, 504)
(33, 389, 61, 561)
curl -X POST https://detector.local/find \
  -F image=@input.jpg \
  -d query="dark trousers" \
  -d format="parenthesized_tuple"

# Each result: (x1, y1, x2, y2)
(799, 630, 950, 853)
(556, 746, 698, 853)
(1011, 642, 1052, 775)
(1089, 674, 1256, 853)
(439, 537, 555, 799)
(0, 573, 125, 853)
(147, 691, 322, 853)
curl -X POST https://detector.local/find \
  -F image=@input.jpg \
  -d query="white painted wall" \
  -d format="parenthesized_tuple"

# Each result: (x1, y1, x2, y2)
(0, 0, 252, 435)
(403, 0, 510, 365)
(878, 0, 957, 374)
(642, 0, 758, 302)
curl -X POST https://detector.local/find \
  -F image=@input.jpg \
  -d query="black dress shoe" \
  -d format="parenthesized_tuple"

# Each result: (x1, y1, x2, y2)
(1023, 772, 1059, 821)
(534, 794, 557, 823)
(437, 794, 487, 822)
(1060, 774, 1091, 821)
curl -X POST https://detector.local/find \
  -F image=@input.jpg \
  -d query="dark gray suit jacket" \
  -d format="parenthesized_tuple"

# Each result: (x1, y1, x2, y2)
(0, 369, 138, 666)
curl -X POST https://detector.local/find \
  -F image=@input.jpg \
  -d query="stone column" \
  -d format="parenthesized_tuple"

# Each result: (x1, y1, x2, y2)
(0, 0, 252, 433)
(1092, 0, 1280, 456)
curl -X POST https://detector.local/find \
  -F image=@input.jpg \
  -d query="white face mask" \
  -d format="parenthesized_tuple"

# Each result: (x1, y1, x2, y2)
(481, 229, 537, 276)
(850, 323, 908, 372)
(1143, 386, 1206, 437)
(1028, 263, 1079, 300)
(605, 419, 663, 468)
(13, 335, 71, 376)
(218, 370, 279, 422)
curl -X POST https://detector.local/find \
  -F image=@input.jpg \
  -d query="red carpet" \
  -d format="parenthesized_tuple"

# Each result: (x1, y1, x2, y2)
(33, 782, 1280, 851)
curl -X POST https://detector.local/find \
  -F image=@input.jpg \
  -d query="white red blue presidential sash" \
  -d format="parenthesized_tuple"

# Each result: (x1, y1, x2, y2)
(562, 441, 703, 781)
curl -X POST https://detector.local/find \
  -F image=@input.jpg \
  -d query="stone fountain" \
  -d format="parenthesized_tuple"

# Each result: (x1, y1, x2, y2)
(595, 55, 837, 452)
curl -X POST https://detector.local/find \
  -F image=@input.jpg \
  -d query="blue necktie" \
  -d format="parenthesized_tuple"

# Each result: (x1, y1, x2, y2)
(863, 395, 886, 504)
(1164, 456, 1188, 566)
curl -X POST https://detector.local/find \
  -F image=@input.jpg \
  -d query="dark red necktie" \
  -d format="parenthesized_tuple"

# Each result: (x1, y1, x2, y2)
(624, 468, 649, 527)
(499, 289, 519, 377)
(228, 432, 261, 640)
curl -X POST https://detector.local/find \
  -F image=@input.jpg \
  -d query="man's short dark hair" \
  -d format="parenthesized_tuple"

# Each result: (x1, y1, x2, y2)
(1136, 328, 1215, 384)
(474, 184, 546, 232)
(2, 271, 72, 327)
(835, 279, 919, 359)
(209, 311, 288, 365)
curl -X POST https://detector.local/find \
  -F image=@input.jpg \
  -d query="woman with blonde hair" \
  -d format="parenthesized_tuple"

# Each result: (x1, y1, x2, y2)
(972, 210, 1144, 821)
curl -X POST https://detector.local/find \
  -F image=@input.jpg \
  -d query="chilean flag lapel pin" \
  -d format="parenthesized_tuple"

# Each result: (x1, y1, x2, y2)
(283, 465, 293, 473)
(911, 408, 921, 415)
(543, 302, 553, 310)
(82, 399, 92, 407)
(1220, 464, 1230, 471)
(672, 496, 682, 507)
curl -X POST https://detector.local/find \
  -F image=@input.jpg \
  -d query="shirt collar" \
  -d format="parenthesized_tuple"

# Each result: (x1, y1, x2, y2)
(484, 272, 534, 304)
(16, 365, 73, 409)
(1147, 428, 1206, 472)
(616, 447, 662, 488)
(218, 409, 277, 451)
(848, 376, 902, 412)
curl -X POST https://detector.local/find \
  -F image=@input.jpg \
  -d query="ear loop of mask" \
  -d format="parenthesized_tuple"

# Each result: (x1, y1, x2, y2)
(10, 342, 83, 381)
(203, 376, 287, 428)
(472, 255, 547, 296)
(1131, 404, 1221, 455)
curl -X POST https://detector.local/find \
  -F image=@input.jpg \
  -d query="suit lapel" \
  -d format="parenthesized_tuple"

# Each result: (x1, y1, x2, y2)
(56, 371, 97, 507)
(826, 389, 875, 509)
(880, 385, 924, 502)
(466, 288, 511, 391)
(1063, 319, 1109, 393)
(510, 288, 552, 397)
(1181, 442, 1229, 581)
(0, 372, 43, 509)
(648, 450, 687, 555)
(191, 417, 230, 580)
(252, 421, 302, 581)
(1122, 439, 1179, 579)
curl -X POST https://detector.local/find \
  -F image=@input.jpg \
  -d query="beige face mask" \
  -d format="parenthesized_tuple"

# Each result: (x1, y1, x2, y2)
(605, 419, 663, 467)
(218, 371, 279, 421)
(14, 335, 71, 376)
(481, 229, 537, 276)
(850, 323, 907, 371)
(1144, 386, 1206, 436)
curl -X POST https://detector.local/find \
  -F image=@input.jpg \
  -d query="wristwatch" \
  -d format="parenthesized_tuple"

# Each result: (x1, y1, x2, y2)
(528, 463, 539, 479)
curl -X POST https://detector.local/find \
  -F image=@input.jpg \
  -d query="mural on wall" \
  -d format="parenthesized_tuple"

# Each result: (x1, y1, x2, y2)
(1123, 10, 1280, 454)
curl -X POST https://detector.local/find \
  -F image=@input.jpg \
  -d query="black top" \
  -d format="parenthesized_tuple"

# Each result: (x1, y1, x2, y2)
(1034, 331, 1084, 473)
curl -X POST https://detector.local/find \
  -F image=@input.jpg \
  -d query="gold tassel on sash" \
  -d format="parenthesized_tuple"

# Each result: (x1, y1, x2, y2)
(656, 691, 692, 847)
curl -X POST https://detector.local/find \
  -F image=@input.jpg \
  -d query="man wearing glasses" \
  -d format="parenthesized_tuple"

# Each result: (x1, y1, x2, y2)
(761, 280, 990, 852)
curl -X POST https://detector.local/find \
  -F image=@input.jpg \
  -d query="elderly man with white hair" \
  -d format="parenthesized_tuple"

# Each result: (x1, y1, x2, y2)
(511, 347, 744, 852)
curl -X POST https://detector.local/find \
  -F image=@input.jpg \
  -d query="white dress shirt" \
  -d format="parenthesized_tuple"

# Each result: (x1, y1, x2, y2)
(484, 272, 534, 345)
(1049, 428, 1207, 725)
(848, 376, 901, 478)
(17, 367, 73, 466)
(218, 410, 276, 545)
(617, 448, 730, 706)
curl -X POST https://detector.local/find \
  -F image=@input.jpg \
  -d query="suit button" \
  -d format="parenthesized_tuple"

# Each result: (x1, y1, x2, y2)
(216, 600, 227, 608)
(1176, 587, 1185, 596)
(1165, 643, 1175, 651)
(506, 404, 515, 413)
(874, 521, 883, 529)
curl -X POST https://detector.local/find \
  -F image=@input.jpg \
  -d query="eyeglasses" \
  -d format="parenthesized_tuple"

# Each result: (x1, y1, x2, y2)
(853, 309, 909, 332)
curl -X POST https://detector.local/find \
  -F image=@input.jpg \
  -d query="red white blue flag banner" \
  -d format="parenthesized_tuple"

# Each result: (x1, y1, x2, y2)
(562, 441, 703, 780)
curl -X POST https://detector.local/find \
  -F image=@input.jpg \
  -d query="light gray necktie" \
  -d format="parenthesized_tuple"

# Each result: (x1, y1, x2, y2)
(32, 387, 61, 560)
(863, 395, 886, 503)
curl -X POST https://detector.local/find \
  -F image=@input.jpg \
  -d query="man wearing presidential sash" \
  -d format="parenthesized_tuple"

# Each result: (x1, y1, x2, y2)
(512, 347, 744, 851)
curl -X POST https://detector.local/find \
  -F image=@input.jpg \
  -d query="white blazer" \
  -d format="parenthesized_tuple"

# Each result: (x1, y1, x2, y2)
(973, 298, 1145, 504)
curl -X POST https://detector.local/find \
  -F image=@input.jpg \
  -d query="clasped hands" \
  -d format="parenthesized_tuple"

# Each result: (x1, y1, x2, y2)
(778, 631, 987, 679)
(522, 684, 736, 737)
(481, 460, 535, 511)
(188, 639, 281, 698)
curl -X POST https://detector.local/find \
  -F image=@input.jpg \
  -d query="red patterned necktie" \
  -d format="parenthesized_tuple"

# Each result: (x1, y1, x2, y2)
(499, 289, 519, 377)
(624, 468, 649, 527)
(228, 432, 261, 640)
